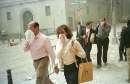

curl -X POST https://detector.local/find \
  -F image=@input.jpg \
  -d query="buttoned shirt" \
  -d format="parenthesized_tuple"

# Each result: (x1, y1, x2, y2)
(24, 32, 56, 67)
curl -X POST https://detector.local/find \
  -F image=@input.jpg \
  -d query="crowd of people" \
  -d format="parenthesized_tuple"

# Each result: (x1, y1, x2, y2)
(23, 17, 130, 84)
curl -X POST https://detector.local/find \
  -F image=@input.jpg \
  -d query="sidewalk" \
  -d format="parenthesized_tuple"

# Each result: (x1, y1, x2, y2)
(0, 31, 128, 84)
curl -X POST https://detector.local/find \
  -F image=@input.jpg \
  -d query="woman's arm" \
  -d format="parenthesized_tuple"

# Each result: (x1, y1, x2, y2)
(72, 40, 86, 58)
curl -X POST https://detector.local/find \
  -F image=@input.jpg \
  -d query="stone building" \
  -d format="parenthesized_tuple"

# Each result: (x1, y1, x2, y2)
(0, 0, 130, 39)
(0, 0, 67, 38)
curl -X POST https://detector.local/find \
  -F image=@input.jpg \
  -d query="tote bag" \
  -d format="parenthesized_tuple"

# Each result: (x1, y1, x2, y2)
(78, 62, 93, 83)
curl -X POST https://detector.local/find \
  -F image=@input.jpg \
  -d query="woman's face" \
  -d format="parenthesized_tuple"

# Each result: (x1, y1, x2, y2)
(100, 21, 107, 27)
(86, 23, 92, 29)
(58, 28, 67, 37)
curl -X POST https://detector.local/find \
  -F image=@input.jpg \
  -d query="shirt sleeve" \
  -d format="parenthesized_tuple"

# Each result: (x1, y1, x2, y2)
(23, 41, 30, 52)
(44, 38, 56, 69)
(73, 40, 86, 58)
(55, 40, 64, 68)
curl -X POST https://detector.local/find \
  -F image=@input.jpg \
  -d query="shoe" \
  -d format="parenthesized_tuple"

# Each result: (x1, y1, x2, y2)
(125, 57, 127, 61)
(119, 59, 123, 62)
(104, 63, 108, 66)
(97, 65, 102, 68)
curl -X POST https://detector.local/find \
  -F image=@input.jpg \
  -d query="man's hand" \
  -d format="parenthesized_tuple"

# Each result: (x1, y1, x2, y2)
(54, 66, 59, 74)
(24, 41, 30, 52)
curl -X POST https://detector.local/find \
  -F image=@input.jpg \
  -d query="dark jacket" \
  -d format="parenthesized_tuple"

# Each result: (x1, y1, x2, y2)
(76, 25, 85, 39)
(83, 28, 95, 44)
(120, 26, 127, 46)
(76, 25, 85, 44)
(82, 28, 95, 52)
(124, 25, 130, 48)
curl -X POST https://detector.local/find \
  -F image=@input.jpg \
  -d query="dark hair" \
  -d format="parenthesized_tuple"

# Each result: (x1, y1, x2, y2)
(122, 26, 127, 31)
(56, 24, 73, 39)
(78, 21, 81, 25)
(86, 21, 93, 26)
(127, 20, 130, 26)
(33, 22, 39, 29)
(100, 17, 106, 22)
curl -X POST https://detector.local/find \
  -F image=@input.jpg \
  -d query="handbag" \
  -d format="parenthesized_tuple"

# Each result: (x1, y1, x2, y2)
(71, 40, 93, 83)
(78, 61, 93, 83)
(90, 33, 96, 44)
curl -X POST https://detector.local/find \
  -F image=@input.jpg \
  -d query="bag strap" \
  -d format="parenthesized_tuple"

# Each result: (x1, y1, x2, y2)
(71, 40, 79, 67)
(95, 24, 99, 34)
(71, 40, 88, 67)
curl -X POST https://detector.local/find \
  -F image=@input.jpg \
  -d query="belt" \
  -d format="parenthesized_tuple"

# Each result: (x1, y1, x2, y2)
(34, 56, 48, 61)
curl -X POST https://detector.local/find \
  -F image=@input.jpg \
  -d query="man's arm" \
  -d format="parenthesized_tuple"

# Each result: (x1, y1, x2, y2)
(24, 41, 30, 52)
(44, 38, 59, 73)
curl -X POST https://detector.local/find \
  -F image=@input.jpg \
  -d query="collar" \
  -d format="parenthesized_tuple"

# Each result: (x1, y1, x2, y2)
(34, 32, 40, 40)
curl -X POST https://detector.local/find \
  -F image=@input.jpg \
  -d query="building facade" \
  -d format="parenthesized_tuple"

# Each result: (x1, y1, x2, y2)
(0, 0, 130, 39)
(0, 0, 67, 38)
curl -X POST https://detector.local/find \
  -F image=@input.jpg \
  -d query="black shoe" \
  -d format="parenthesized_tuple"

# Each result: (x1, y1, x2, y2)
(125, 57, 127, 61)
(104, 63, 108, 66)
(119, 59, 123, 62)
(88, 58, 92, 62)
(97, 65, 102, 68)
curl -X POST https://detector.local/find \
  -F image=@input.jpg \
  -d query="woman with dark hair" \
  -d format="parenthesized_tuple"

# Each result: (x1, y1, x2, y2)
(81, 21, 95, 62)
(55, 24, 86, 84)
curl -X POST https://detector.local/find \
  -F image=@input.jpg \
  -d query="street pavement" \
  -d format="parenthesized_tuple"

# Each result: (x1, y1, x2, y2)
(0, 31, 129, 84)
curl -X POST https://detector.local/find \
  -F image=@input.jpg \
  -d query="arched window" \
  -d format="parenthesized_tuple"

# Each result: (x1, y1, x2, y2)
(23, 11, 33, 32)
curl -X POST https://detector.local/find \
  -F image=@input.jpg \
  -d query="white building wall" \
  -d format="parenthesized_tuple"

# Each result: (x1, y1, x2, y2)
(0, 0, 66, 36)
(0, 12, 2, 31)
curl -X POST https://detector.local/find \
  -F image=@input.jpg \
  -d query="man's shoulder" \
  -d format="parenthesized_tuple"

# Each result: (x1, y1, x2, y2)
(40, 33, 50, 41)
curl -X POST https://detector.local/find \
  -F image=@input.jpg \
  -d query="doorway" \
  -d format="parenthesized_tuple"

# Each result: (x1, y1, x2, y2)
(22, 11, 33, 33)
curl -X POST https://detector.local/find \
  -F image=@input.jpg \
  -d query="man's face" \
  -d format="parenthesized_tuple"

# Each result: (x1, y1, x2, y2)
(100, 21, 107, 27)
(89, 23, 92, 28)
(28, 24, 36, 33)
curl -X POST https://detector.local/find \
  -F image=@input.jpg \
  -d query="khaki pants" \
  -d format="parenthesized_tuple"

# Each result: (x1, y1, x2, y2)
(126, 48, 130, 80)
(33, 57, 53, 84)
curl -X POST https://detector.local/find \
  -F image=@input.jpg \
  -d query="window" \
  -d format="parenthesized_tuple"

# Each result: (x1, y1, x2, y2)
(68, 17, 73, 30)
(7, 12, 11, 20)
(45, 6, 51, 16)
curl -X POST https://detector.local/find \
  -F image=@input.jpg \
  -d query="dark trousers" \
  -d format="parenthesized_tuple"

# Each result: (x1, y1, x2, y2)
(119, 43, 127, 61)
(83, 43, 92, 62)
(96, 37, 109, 65)
(64, 63, 78, 84)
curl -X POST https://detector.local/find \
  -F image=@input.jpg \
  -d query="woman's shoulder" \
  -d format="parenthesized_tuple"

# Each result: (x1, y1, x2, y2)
(70, 39, 80, 46)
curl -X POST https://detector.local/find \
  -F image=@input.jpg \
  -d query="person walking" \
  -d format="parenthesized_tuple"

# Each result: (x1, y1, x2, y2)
(95, 17, 111, 68)
(124, 20, 130, 83)
(24, 21, 59, 84)
(55, 24, 86, 84)
(119, 26, 127, 61)
(76, 21, 85, 45)
(82, 21, 95, 62)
